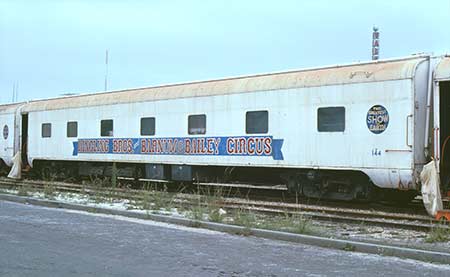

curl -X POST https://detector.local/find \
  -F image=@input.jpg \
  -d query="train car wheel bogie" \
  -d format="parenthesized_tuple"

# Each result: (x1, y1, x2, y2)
(134, 166, 144, 181)
(286, 176, 302, 194)
(40, 166, 54, 181)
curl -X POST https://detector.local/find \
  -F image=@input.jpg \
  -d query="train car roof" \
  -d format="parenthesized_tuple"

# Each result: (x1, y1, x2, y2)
(0, 103, 24, 115)
(435, 55, 450, 80)
(22, 55, 430, 113)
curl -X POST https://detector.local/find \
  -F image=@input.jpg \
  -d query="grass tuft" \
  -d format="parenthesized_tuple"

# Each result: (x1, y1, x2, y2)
(425, 222, 450, 243)
(17, 183, 32, 197)
(259, 212, 316, 235)
(43, 183, 56, 199)
(189, 205, 207, 221)
(140, 190, 153, 210)
(232, 208, 257, 235)
(135, 183, 174, 212)
(343, 243, 356, 251)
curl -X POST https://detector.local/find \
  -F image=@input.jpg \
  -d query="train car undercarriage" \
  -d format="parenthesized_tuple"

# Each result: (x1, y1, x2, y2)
(27, 160, 418, 203)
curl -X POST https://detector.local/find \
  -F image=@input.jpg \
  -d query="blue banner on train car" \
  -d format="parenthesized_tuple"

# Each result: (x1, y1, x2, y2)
(72, 136, 284, 160)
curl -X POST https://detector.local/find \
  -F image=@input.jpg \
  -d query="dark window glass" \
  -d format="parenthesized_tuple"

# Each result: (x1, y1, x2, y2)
(67, 121, 78, 138)
(318, 107, 345, 132)
(188, 114, 206, 135)
(42, 123, 51, 138)
(141, 117, 155, 136)
(101, 119, 114, 137)
(246, 111, 268, 134)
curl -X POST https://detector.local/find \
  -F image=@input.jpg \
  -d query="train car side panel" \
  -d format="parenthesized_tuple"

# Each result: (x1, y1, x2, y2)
(27, 79, 415, 189)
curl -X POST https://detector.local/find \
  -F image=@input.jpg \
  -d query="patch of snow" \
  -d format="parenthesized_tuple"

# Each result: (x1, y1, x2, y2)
(0, 188, 21, 194)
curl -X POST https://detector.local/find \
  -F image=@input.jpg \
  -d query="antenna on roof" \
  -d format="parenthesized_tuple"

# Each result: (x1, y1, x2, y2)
(372, 26, 380, 60)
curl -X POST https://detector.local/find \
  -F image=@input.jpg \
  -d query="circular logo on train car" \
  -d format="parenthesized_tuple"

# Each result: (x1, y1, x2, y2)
(366, 105, 389, 134)
(3, 125, 8, 140)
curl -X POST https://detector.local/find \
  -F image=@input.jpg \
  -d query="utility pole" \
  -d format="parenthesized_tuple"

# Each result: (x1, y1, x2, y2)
(11, 81, 18, 103)
(15, 82, 18, 102)
(104, 49, 109, 91)
(11, 83, 15, 103)
(372, 26, 380, 60)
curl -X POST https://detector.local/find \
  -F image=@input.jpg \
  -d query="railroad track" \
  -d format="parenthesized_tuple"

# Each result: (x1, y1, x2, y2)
(15, 174, 446, 213)
(145, 178, 433, 215)
(0, 177, 447, 233)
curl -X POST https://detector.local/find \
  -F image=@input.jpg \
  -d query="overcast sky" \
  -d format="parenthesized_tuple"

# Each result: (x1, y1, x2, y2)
(1, 0, 449, 104)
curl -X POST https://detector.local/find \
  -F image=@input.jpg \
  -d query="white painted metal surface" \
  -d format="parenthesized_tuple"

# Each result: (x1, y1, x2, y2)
(0, 104, 21, 166)
(27, 80, 417, 189)
(15, 55, 450, 191)
(435, 56, 450, 80)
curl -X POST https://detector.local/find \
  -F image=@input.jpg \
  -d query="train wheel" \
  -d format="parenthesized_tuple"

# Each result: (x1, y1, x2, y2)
(134, 166, 144, 181)
(285, 175, 302, 195)
(40, 166, 53, 181)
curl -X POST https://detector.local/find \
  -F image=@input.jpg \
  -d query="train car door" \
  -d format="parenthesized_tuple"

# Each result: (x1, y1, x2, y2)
(438, 81, 450, 188)
(21, 113, 28, 167)
(433, 57, 450, 191)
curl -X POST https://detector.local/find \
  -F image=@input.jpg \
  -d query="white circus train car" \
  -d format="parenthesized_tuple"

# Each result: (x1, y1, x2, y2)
(3, 55, 450, 201)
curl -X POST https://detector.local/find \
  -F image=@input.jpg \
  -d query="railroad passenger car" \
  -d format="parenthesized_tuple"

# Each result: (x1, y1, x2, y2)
(2, 55, 450, 201)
